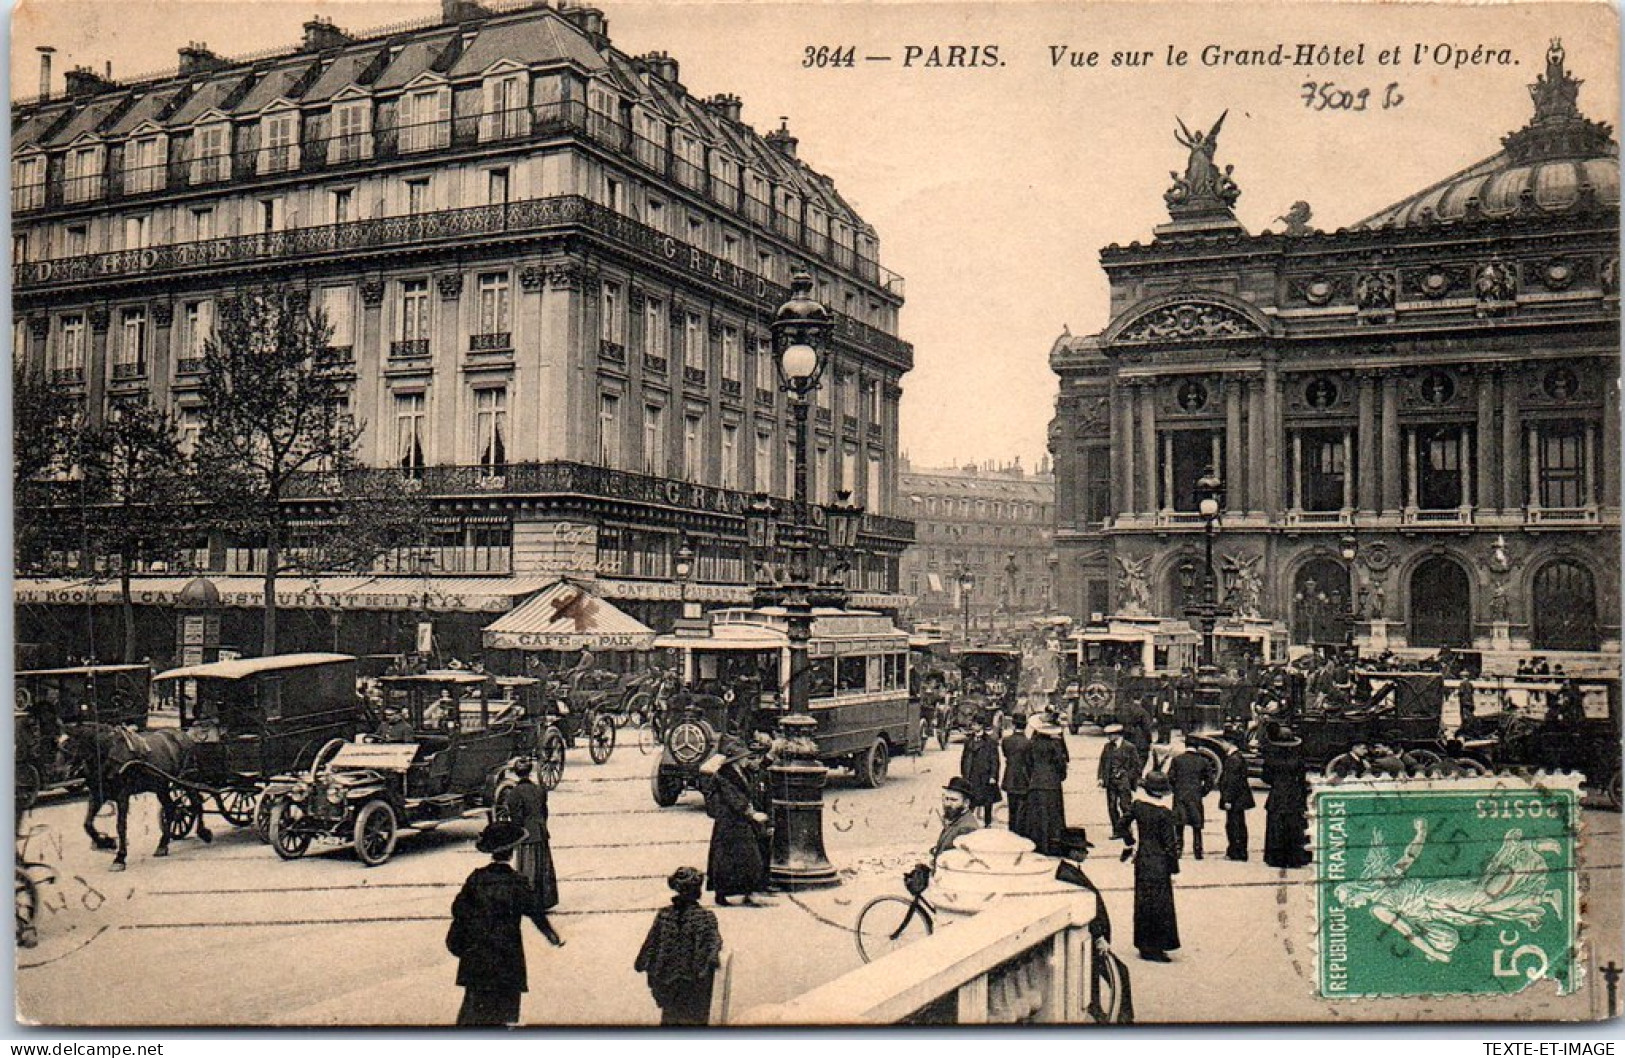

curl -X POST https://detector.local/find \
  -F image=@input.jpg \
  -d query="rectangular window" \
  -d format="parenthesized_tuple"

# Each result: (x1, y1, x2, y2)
(841, 445, 858, 497)
(757, 250, 774, 284)
(12, 233, 27, 265)
(123, 215, 149, 250)
(403, 87, 451, 151)
(721, 327, 741, 381)
(817, 445, 832, 504)
(65, 224, 88, 257)
(332, 101, 371, 162)
(192, 124, 228, 184)
(116, 308, 147, 373)
(405, 179, 430, 216)
(477, 273, 511, 337)
(605, 177, 622, 213)
(647, 199, 665, 234)
(1301, 428, 1348, 512)
(721, 423, 739, 489)
(599, 393, 621, 467)
(1539, 423, 1587, 509)
(601, 282, 623, 344)
(320, 287, 353, 349)
(642, 404, 665, 476)
(259, 197, 285, 234)
(755, 429, 773, 492)
(260, 111, 298, 173)
(182, 300, 214, 359)
(188, 210, 212, 243)
(867, 454, 882, 509)
(475, 388, 508, 470)
(55, 315, 85, 376)
(1414, 425, 1466, 510)
(485, 75, 527, 141)
(13, 156, 45, 210)
(684, 413, 704, 481)
(126, 136, 164, 193)
(722, 234, 740, 265)
(65, 146, 103, 203)
(684, 313, 704, 370)
(487, 168, 509, 206)
(400, 279, 430, 341)
(177, 407, 202, 457)
(686, 215, 705, 248)
(395, 393, 426, 474)
(1085, 447, 1112, 524)
(331, 188, 353, 225)
(644, 298, 666, 357)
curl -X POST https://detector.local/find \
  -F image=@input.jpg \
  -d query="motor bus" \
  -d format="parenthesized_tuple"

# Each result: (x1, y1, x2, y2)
(1059, 616, 1201, 730)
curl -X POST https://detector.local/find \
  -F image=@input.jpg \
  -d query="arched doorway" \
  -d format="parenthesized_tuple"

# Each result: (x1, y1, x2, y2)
(1409, 557, 1472, 648)
(1292, 558, 1350, 645)
(1531, 560, 1599, 651)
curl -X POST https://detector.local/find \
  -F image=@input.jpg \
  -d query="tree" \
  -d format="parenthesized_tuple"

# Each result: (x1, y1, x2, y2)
(13, 358, 84, 572)
(195, 286, 417, 655)
(79, 400, 194, 663)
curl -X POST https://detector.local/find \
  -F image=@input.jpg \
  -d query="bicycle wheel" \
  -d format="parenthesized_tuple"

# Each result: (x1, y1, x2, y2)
(637, 720, 659, 756)
(854, 895, 933, 964)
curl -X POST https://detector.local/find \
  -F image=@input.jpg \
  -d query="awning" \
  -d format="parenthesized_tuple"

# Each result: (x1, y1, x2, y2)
(14, 574, 553, 613)
(483, 580, 656, 652)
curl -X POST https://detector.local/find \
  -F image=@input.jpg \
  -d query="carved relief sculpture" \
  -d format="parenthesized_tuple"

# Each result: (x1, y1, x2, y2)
(1116, 555, 1152, 616)
(1222, 553, 1264, 617)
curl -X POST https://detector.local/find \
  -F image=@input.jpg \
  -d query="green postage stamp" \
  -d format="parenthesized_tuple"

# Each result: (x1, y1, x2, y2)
(1313, 773, 1583, 999)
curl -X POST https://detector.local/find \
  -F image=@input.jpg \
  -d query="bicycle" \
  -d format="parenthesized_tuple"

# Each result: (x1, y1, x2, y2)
(853, 864, 936, 964)
(15, 857, 56, 950)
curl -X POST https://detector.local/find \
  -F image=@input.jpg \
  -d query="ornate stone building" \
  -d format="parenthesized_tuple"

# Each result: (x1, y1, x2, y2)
(1049, 44, 1618, 663)
(12, 0, 912, 661)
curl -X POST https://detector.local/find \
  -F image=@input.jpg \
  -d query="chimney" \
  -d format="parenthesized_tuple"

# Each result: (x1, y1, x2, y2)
(559, 4, 608, 44)
(440, 0, 488, 23)
(301, 17, 353, 52)
(63, 64, 116, 99)
(705, 93, 742, 122)
(637, 50, 680, 85)
(178, 42, 226, 76)
(765, 116, 798, 159)
(36, 46, 55, 100)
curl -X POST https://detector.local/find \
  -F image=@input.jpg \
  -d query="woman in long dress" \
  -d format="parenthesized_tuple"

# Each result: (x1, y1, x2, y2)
(1018, 718, 1069, 855)
(1121, 770, 1181, 962)
(1262, 731, 1313, 869)
(497, 759, 564, 946)
(703, 745, 769, 906)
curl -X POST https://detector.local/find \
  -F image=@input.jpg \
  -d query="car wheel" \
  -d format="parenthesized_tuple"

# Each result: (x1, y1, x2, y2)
(14, 764, 41, 815)
(589, 715, 616, 765)
(1608, 769, 1622, 811)
(254, 795, 277, 843)
(855, 739, 890, 788)
(268, 800, 312, 860)
(651, 763, 680, 808)
(353, 800, 398, 867)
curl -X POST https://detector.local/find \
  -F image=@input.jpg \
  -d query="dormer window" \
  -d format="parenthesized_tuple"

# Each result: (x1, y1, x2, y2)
(191, 122, 229, 185)
(483, 73, 528, 142)
(331, 100, 372, 163)
(259, 110, 300, 174)
(633, 109, 665, 169)
(12, 155, 45, 211)
(401, 86, 450, 152)
(63, 144, 104, 204)
(125, 134, 167, 194)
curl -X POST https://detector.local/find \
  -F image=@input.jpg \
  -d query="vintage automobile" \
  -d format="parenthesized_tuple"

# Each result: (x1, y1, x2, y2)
(650, 607, 921, 805)
(956, 647, 1022, 719)
(14, 663, 151, 809)
(537, 671, 620, 764)
(1060, 617, 1201, 731)
(264, 671, 542, 866)
(153, 654, 366, 836)
(1458, 676, 1621, 808)
(1223, 670, 1455, 774)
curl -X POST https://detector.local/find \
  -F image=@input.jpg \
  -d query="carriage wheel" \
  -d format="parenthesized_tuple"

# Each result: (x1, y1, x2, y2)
(268, 800, 312, 860)
(15, 869, 39, 950)
(217, 788, 258, 827)
(537, 729, 567, 790)
(589, 715, 616, 765)
(14, 764, 42, 815)
(625, 691, 652, 729)
(164, 785, 200, 839)
(353, 801, 398, 867)
(253, 795, 277, 843)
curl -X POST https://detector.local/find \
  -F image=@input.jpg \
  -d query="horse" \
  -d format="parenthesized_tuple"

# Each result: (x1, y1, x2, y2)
(58, 724, 214, 871)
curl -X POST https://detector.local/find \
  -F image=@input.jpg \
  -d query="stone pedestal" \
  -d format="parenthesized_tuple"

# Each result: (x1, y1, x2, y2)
(1490, 621, 1514, 651)
(1364, 619, 1392, 653)
(768, 716, 838, 889)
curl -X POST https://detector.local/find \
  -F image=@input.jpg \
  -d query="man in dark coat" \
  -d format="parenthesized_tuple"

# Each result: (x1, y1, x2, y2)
(1097, 724, 1142, 840)
(375, 705, 415, 743)
(1166, 740, 1213, 859)
(1018, 718, 1069, 855)
(497, 760, 563, 946)
(959, 717, 1002, 825)
(1000, 719, 1032, 839)
(1262, 730, 1312, 869)
(1120, 771, 1180, 962)
(1122, 702, 1155, 760)
(1216, 739, 1255, 861)
(933, 776, 983, 866)
(447, 821, 554, 1026)
(702, 742, 770, 906)
(635, 866, 724, 1025)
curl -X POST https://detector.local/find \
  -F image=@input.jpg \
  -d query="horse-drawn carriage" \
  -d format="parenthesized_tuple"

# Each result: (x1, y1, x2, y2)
(537, 669, 621, 764)
(14, 663, 151, 810)
(264, 670, 547, 866)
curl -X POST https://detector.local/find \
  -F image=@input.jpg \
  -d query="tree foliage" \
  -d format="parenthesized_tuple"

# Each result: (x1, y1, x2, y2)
(13, 352, 85, 574)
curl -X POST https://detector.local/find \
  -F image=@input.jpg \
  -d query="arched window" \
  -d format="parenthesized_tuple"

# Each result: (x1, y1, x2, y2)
(1292, 558, 1351, 645)
(1531, 560, 1599, 651)
(1409, 556, 1472, 648)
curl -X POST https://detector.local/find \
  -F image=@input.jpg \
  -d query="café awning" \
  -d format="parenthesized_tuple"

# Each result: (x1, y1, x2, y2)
(483, 580, 656, 652)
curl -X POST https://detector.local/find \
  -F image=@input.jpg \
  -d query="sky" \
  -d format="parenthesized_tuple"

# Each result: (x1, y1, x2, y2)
(10, 0, 1620, 470)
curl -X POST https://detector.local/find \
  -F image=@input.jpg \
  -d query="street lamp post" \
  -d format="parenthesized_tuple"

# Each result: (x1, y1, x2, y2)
(1338, 532, 1364, 654)
(1182, 469, 1231, 731)
(957, 567, 976, 645)
(1004, 551, 1019, 625)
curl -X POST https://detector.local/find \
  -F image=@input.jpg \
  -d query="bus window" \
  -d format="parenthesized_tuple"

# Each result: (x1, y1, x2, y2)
(835, 656, 867, 694)
(807, 658, 835, 699)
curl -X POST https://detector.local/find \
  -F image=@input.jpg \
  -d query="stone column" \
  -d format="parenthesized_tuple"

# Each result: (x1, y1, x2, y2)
(1476, 370, 1500, 509)
(1162, 434, 1174, 513)
(1604, 379, 1620, 508)
(1357, 376, 1378, 512)
(87, 308, 110, 429)
(1342, 430, 1355, 510)
(1138, 383, 1158, 514)
(1501, 371, 1523, 509)
(1225, 378, 1243, 510)
(1117, 382, 1137, 515)
(1290, 430, 1303, 511)
(1380, 373, 1402, 512)
(1526, 423, 1540, 512)
(1583, 423, 1597, 507)
(1405, 428, 1418, 508)
(358, 277, 388, 466)
(1262, 356, 1282, 516)
(1247, 377, 1264, 512)
(1459, 430, 1472, 512)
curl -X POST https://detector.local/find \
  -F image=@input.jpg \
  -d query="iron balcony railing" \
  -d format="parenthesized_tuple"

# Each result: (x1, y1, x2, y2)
(49, 366, 85, 385)
(470, 332, 513, 353)
(683, 366, 708, 387)
(15, 195, 912, 364)
(390, 338, 431, 360)
(598, 339, 626, 363)
(643, 353, 669, 375)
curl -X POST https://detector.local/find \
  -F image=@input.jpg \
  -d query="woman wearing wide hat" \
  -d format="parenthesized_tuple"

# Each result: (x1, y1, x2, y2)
(1262, 727, 1312, 869)
(701, 737, 770, 906)
(1120, 770, 1181, 962)
(446, 820, 558, 1026)
(1018, 717, 1070, 856)
(635, 866, 725, 1025)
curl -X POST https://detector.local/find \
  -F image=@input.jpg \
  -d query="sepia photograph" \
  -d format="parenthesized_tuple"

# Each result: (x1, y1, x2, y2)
(6, 0, 1621, 1029)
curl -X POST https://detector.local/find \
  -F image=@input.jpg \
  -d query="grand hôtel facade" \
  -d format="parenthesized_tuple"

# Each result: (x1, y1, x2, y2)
(11, 0, 913, 661)
(1048, 45, 1619, 668)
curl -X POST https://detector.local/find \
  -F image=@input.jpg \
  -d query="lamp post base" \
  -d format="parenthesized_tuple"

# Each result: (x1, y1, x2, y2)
(768, 758, 839, 889)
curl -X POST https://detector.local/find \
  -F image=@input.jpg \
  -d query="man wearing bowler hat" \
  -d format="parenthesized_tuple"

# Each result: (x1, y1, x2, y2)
(933, 776, 984, 867)
(446, 820, 557, 1026)
(1098, 723, 1141, 841)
